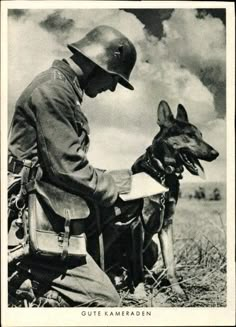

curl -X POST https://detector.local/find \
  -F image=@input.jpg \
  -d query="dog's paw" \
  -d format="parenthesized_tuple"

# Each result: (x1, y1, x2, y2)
(133, 282, 146, 298)
(171, 284, 188, 300)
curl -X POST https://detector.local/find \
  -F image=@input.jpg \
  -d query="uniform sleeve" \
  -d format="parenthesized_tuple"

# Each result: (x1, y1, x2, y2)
(31, 79, 118, 207)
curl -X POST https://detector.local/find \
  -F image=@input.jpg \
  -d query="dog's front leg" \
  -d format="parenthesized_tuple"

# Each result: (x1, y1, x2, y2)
(158, 223, 185, 296)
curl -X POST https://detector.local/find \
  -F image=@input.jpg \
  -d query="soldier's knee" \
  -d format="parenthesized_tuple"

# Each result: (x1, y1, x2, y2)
(99, 280, 120, 307)
(95, 275, 121, 307)
(106, 288, 120, 307)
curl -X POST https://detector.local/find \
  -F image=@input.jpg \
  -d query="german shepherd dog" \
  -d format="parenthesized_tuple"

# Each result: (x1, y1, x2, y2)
(106, 100, 219, 296)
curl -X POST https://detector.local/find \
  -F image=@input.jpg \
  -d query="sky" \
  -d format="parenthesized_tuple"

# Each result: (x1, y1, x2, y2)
(8, 8, 226, 182)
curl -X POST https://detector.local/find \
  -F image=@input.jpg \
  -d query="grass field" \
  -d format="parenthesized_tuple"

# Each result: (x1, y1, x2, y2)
(120, 182, 226, 307)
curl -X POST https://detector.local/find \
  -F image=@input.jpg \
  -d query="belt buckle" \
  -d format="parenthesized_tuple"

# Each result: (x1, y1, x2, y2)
(58, 233, 64, 247)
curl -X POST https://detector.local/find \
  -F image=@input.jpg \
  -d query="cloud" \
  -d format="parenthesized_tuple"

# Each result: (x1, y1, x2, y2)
(8, 13, 68, 123)
(124, 9, 174, 38)
(8, 9, 28, 19)
(7, 8, 226, 182)
(39, 11, 75, 35)
(160, 9, 226, 117)
(87, 126, 151, 170)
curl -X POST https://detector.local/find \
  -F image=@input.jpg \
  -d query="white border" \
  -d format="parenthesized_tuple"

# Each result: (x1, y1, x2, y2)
(1, 1, 235, 326)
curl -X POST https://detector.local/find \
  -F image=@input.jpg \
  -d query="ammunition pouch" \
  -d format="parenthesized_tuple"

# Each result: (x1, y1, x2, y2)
(28, 181, 89, 260)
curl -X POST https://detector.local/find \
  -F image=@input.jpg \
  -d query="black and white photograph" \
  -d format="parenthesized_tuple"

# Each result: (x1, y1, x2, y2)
(1, 1, 235, 326)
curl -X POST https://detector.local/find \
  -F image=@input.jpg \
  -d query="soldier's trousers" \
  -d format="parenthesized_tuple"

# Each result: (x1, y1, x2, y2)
(15, 198, 141, 307)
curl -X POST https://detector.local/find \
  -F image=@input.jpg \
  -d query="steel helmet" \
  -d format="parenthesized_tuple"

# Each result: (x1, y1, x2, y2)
(68, 25, 137, 90)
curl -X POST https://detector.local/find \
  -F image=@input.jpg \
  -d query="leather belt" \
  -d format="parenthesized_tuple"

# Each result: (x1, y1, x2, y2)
(8, 156, 39, 180)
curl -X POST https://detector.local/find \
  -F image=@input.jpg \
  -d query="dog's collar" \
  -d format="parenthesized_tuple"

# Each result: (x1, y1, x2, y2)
(146, 147, 183, 180)
(139, 149, 166, 185)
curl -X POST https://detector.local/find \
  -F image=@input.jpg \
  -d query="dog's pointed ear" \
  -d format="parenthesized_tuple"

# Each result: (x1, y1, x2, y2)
(157, 101, 174, 127)
(176, 104, 189, 122)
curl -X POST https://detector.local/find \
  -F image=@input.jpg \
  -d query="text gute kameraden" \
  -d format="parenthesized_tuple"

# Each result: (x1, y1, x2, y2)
(81, 310, 152, 317)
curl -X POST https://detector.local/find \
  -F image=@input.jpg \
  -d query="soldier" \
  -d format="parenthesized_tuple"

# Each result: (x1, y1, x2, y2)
(8, 25, 140, 307)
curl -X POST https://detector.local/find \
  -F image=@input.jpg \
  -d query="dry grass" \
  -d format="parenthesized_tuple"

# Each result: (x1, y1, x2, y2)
(120, 191, 226, 307)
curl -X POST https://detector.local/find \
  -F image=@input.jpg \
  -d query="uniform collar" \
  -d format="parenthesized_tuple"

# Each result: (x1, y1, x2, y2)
(52, 60, 84, 102)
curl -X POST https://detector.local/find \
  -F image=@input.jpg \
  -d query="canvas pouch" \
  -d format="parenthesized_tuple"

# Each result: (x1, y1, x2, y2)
(28, 180, 90, 259)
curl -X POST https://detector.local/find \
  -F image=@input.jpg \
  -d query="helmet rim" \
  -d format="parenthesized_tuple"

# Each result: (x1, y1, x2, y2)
(67, 44, 134, 90)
